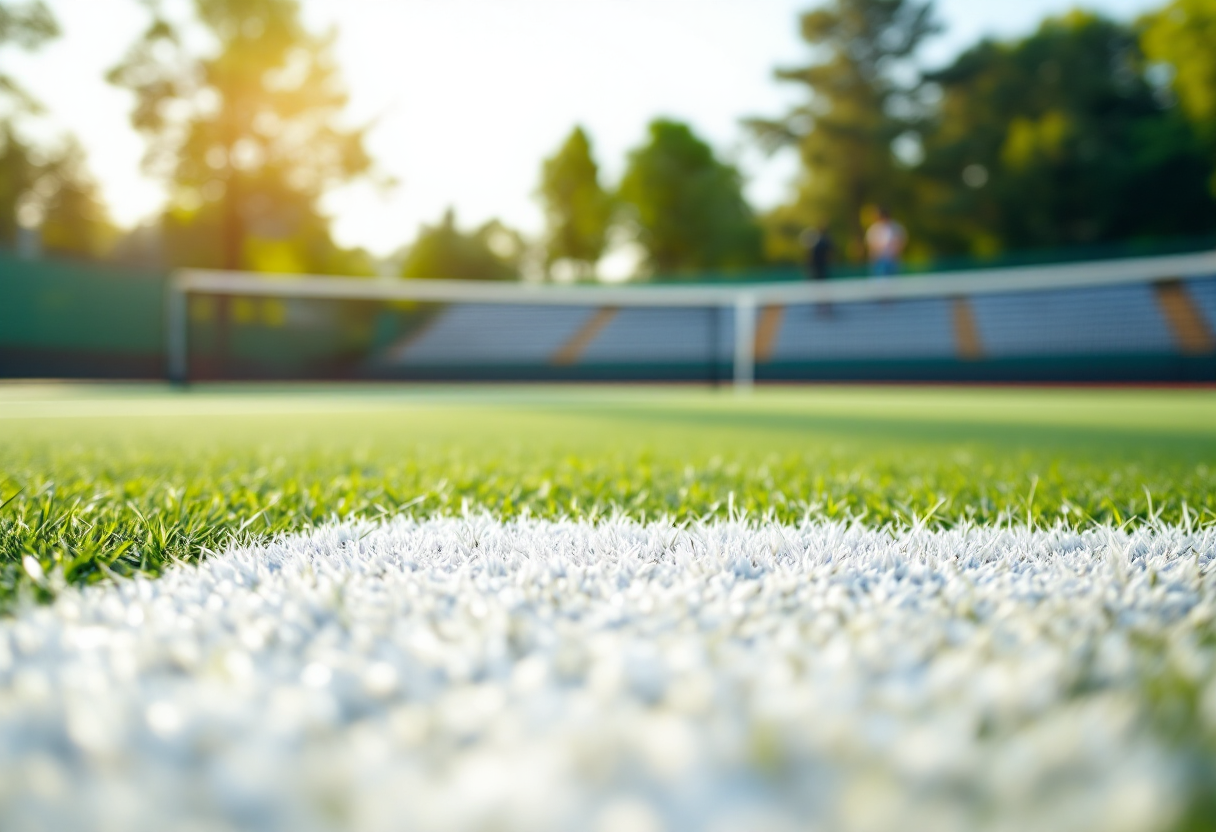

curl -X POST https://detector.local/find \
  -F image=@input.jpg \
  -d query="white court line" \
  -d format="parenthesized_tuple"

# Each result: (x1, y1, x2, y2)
(0, 518, 1212, 832)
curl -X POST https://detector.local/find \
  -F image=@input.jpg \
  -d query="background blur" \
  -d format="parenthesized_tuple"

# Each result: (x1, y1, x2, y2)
(2, 0, 1214, 382)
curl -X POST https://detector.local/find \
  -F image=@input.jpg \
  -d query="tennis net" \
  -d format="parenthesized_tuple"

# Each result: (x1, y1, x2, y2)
(168, 250, 1216, 386)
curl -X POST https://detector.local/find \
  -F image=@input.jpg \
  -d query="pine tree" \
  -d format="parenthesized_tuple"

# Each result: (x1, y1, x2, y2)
(748, 0, 938, 261)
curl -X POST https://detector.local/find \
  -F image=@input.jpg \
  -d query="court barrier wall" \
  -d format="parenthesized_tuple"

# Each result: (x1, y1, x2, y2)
(0, 251, 374, 380)
(4, 248, 1216, 384)
(0, 250, 165, 378)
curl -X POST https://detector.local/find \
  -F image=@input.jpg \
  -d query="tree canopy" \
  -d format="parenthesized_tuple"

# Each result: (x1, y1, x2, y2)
(0, 124, 37, 248)
(3, 0, 1216, 275)
(108, 0, 376, 273)
(1142, 0, 1216, 128)
(618, 119, 761, 276)
(1142, 0, 1216, 195)
(0, 1, 112, 258)
(537, 126, 612, 280)
(0, 0, 58, 113)
(400, 209, 521, 281)
(752, 0, 1216, 265)
(909, 10, 1215, 256)
(748, 0, 939, 261)
(31, 140, 115, 258)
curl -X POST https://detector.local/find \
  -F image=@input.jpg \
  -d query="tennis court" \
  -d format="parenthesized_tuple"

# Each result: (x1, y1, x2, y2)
(2, 383, 1216, 831)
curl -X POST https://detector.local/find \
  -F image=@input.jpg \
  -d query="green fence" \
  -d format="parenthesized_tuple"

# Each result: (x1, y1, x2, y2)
(0, 250, 165, 378)
(0, 251, 397, 379)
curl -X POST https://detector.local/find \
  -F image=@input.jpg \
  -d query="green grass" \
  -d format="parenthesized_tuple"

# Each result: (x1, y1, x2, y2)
(2, 382, 1215, 607)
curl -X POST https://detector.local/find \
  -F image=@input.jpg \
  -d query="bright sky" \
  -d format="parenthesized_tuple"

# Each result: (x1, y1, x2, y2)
(9, 0, 1163, 256)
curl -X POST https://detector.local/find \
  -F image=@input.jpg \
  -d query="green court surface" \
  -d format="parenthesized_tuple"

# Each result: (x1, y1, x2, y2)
(1, 382, 1215, 606)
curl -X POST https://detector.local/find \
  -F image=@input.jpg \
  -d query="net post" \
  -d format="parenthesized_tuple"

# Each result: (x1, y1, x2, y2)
(166, 270, 189, 386)
(733, 293, 756, 393)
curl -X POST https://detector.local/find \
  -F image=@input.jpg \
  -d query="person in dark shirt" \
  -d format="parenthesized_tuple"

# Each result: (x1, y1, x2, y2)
(802, 226, 832, 282)
(802, 226, 833, 315)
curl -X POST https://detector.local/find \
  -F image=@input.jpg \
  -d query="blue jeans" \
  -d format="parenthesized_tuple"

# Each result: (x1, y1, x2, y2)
(872, 257, 898, 277)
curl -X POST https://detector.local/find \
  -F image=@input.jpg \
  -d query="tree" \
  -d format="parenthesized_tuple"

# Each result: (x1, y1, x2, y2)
(108, 0, 376, 273)
(1142, 0, 1216, 125)
(34, 141, 116, 259)
(1, 1, 58, 246)
(910, 11, 1215, 255)
(1142, 0, 1216, 193)
(537, 126, 612, 279)
(617, 119, 760, 276)
(0, 1, 58, 113)
(748, 0, 939, 261)
(0, 125, 37, 247)
(0, 1, 113, 258)
(400, 209, 520, 281)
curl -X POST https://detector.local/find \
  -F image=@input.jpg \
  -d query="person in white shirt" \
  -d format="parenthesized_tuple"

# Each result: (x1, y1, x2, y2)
(865, 206, 906, 277)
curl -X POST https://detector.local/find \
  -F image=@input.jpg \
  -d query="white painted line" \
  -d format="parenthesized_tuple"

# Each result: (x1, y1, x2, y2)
(0, 517, 1208, 831)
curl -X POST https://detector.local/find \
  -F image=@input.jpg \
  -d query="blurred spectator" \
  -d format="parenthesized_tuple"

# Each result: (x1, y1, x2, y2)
(802, 226, 833, 282)
(865, 206, 906, 277)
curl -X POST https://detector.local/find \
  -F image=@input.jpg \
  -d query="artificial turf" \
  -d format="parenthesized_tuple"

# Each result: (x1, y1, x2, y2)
(1, 382, 1214, 607)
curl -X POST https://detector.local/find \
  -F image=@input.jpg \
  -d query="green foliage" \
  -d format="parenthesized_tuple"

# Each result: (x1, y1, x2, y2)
(756, 0, 1216, 264)
(618, 119, 761, 275)
(400, 209, 520, 280)
(1142, 0, 1216, 128)
(0, 0, 55, 44)
(0, 0, 58, 112)
(0, 3, 113, 259)
(0, 124, 37, 246)
(107, 0, 376, 274)
(748, 0, 939, 262)
(1142, 0, 1216, 196)
(538, 126, 612, 279)
(912, 11, 1216, 256)
(1, 385, 1214, 610)
(34, 141, 117, 259)
(0, 129, 115, 259)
